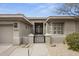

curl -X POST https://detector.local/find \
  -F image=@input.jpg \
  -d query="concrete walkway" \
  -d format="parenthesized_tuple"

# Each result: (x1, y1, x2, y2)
(31, 43, 49, 56)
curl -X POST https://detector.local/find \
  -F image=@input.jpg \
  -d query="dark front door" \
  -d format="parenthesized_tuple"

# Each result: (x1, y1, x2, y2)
(35, 23, 43, 34)
(34, 23, 45, 43)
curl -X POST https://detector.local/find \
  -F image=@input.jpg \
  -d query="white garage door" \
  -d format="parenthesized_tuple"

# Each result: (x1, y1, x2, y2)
(0, 24, 13, 43)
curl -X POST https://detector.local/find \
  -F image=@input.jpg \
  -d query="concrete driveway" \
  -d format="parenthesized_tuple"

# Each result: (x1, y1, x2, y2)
(10, 43, 49, 56)
(10, 47, 28, 56)
(0, 44, 12, 53)
(0, 43, 17, 56)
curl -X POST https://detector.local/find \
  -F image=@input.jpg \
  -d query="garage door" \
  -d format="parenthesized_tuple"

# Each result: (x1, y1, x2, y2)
(0, 24, 13, 43)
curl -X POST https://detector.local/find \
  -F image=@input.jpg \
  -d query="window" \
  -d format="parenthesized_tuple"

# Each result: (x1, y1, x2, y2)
(53, 23, 64, 34)
(14, 23, 18, 28)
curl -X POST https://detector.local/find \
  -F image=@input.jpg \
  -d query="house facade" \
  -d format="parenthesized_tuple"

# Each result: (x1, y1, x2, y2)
(0, 14, 79, 45)
(0, 14, 32, 45)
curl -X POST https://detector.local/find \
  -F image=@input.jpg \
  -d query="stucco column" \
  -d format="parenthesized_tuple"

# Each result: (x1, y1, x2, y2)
(45, 34, 51, 45)
(43, 23, 44, 34)
(46, 23, 48, 34)
(33, 23, 35, 34)
(45, 23, 51, 45)
(50, 23, 52, 34)
(13, 30, 20, 45)
(13, 23, 20, 45)
(28, 34, 34, 44)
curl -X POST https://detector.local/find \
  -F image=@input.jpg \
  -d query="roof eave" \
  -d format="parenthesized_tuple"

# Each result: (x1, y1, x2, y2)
(0, 14, 32, 25)
(45, 16, 79, 23)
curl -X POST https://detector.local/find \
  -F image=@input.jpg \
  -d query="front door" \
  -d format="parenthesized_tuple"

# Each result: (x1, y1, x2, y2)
(35, 23, 43, 34)
(34, 23, 45, 43)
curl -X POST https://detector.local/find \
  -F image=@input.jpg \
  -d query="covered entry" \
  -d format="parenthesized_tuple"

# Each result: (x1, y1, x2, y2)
(34, 23, 45, 43)
(0, 24, 13, 44)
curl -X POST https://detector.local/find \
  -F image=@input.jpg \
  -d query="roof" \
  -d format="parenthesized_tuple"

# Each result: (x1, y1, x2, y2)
(0, 14, 24, 17)
(45, 16, 79, 23)
(48, 16, 79, 19)
(27, 17, 47, 20)
(0, 14, 32, 25)
(0, 14, 79, 24)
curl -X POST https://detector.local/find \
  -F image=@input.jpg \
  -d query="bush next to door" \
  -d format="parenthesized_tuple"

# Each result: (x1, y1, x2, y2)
(66, 33, 79, 51)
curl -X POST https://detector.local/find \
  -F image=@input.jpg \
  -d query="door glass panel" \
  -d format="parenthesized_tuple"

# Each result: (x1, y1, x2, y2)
(35, 23, 43, 34)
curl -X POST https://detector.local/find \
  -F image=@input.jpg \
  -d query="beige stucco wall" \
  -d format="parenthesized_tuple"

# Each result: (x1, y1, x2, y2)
(0, 18, 32, 45)
(19, 22, 32, 44)
(46, 19, 76, 43)
(0, 17, 79, 44)
(46, 20, 76, 34)
(64, 20, 76, 35)
(46, 22, 51, 34)
(75, 22, 79, 32)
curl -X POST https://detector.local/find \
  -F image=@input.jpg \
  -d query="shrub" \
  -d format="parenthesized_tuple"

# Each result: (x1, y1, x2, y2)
(66, 33, 79, 51)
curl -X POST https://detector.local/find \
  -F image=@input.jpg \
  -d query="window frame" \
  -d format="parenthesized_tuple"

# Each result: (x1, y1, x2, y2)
(53, 22, 64, 34)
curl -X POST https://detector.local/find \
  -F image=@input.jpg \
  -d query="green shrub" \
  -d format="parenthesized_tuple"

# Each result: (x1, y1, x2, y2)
(66, 33, 79, 51)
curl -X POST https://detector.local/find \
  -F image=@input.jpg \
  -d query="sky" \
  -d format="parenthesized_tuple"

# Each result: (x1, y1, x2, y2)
(0, 3, 63, 17)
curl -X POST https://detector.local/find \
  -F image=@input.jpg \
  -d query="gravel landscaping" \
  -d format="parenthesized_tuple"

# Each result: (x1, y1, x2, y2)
(47, 43, 79, 56)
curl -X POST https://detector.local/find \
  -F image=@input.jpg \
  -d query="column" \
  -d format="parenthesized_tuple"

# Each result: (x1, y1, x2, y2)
(13, 22, 20, 45)
(33, 23, 35, 34)
(46, 23, 48, 34)
(43, 23, 44, 34)
(50, 23, 52, 34)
